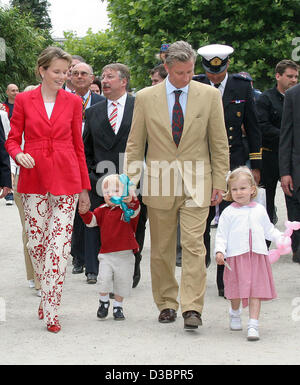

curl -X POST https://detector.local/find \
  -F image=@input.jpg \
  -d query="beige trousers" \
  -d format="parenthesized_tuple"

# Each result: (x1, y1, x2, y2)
(147, 196, 209, 315)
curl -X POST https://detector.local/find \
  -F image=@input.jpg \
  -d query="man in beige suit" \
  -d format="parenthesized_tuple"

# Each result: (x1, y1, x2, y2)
(124, 41, 229, 330)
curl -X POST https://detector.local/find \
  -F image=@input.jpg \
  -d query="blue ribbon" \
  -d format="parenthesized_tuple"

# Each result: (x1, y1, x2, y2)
(110, 174, 135, 222)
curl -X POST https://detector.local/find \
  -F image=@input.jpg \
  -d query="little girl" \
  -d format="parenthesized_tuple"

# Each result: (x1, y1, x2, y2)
(79, 174, 140, 321)
(215, 166, 283, 341)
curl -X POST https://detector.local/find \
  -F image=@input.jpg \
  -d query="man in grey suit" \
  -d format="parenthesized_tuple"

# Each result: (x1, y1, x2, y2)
(83, 63, 147, 289)
(70, 62, 105, 282)
(279, 82, 300, 263)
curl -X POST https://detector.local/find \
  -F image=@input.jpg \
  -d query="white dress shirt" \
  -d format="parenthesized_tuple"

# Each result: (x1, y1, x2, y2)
(107, 93, 127, 135)
(215, 201, 282, 258)
(210, 72, 228, 97)
(165, 76, 189, 126)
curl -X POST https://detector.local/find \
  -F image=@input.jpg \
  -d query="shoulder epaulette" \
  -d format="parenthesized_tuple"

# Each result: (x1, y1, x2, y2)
(192, 74, 206, 82)
(233, 73, 251, 81)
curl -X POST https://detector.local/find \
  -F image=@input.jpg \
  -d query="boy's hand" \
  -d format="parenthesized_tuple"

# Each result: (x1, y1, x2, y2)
(122, 195, 132, 204)
(215, 252, 225, 265)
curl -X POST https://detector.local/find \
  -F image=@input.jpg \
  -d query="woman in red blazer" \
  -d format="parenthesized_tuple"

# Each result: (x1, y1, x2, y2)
(5, 46, 91, 333)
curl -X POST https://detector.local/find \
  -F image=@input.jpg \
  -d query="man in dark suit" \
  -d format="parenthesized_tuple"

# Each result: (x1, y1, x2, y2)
(195, 44, 262, 296)
(279, 82, 300, 263)
(256, 60, 298, 230)
(0, 119, 11, 198)
(70, 62, 105, 282)
(84, 63, 147, 289)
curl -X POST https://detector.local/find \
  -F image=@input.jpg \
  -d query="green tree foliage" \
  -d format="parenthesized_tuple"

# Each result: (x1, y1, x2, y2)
(105, 0, 300, 91)
(0, 6, 48, 99)
(10, 0, 52, 32)
(59, 29, 119, 76)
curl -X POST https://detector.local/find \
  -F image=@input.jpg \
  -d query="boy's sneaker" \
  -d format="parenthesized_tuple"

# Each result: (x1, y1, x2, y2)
(113, 306, 125, 321)
(247, 327, 260, 341)
(229, 309, 242, 331)
(97, 300, 110, 319)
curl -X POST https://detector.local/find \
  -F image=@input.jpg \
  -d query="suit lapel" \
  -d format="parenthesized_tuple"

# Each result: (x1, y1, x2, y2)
(114, 95, 134, 143)
(153, 81, 173, 141)
(50, 89, 67, 125)
(31, 86, 51, 126)
(222, 74, 234, 109)
(180, 81, 200, 142)
(94, 100, 116, 150)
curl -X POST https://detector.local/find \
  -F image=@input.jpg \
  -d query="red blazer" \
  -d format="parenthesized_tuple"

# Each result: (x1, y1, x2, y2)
(5, 86, 91, 195)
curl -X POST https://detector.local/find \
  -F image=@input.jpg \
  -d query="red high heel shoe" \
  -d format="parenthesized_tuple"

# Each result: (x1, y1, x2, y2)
(38, 305, 44, 320)
(47, 324, 61, 333)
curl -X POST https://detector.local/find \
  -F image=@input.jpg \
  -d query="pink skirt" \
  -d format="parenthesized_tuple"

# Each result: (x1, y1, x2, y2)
(224, 250, 277, 308)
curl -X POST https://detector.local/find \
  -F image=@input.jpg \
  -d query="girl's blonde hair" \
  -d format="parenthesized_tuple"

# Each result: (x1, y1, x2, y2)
(223, 166, 258, 201)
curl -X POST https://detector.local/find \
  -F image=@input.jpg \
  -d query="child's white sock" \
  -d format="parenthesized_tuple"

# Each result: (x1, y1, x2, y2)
(100, 294, 109, 303)
(113, 300, 123, 311)
(248, 318, 259, 329)
(229, 307, 241, 317)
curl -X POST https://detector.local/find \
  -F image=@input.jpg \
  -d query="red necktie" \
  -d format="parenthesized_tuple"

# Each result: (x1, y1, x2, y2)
(172, 90, 184, 147)
(109, 102, 118, 133)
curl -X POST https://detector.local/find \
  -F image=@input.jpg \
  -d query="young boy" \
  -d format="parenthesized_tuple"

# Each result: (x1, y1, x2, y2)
(79, 174, 140, 320)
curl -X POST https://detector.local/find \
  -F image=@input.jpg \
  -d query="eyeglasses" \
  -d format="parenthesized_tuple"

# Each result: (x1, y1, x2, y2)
(72, 71, 92, 77)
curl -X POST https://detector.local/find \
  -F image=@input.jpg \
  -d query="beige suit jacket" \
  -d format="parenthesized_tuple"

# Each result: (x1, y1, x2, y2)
(124, 79, 229, 209)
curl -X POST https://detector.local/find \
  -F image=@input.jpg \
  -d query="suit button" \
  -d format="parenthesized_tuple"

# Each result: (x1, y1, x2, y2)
(229, 127, 234, 131)
(229, 136, 233, 140)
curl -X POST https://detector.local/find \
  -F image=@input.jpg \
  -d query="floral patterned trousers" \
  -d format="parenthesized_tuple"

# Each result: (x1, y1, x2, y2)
(22, 193, 78, 326)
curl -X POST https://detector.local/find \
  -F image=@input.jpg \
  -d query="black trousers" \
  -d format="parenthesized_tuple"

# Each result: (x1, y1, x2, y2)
(284, 191, 300, 253)
(71, 207, 101, 275)
(135, 199, 148, 258)
(261, 150, 279, 223)
(204, 200, 231, 291)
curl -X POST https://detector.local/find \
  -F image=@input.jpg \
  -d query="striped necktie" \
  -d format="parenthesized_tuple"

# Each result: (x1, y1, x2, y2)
(109, 102, 118, 133)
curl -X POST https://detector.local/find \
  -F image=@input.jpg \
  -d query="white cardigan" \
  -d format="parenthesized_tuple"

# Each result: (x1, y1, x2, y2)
(214, 201, 282, 258)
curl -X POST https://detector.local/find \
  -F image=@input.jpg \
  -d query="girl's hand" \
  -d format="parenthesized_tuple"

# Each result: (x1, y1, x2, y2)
(15, 152, 35, 168)
(215, 252, 225, 265)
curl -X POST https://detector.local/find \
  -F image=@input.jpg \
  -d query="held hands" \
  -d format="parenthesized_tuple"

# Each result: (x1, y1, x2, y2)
(15, 152, 35, 169)
(211, 189, 224, 206)
(215, 252, 225, 265)
(78, 189, 91, 215)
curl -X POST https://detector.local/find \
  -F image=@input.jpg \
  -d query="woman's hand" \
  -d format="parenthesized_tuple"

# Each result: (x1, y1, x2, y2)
(215, 252, 225, 265)
(15, 152, 35, 169)
(78, 189, 91, 214)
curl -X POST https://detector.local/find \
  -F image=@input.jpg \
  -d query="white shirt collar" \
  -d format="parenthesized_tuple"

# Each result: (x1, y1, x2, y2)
(166, 76, 189, 95)
(82, 90, 91, 101)
(210, 72, 228, 88)
(107, 92, 127, 107)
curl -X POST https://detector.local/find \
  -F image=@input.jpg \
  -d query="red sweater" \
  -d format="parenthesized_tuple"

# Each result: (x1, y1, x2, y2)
(80, 199, 140, 254)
